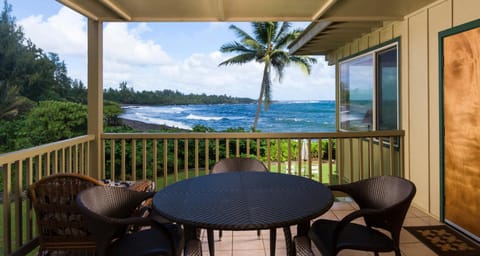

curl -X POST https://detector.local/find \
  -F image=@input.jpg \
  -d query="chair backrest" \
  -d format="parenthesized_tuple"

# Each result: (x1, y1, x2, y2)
(211, 157, 268, 173)
(27, 173, 105, 251)
(343, 176, 416, 235)
(75, 186, 155, 256)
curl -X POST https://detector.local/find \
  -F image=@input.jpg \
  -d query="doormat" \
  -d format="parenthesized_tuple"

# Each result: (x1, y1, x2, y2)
(404, 225, 480, 256)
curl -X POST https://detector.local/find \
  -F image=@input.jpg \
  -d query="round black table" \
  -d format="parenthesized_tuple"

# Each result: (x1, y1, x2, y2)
(153, 171, 333, 256)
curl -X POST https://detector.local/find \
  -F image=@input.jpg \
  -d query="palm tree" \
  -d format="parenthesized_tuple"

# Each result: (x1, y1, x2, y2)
(0, 80, 32, 120)
(219, 22, 317, 130)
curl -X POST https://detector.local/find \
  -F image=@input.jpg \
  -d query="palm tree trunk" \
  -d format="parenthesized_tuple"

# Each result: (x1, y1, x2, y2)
(253, 63, 270, 130)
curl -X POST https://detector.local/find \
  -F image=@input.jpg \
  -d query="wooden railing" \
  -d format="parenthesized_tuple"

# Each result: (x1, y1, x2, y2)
(0, 135, 95, 256)
(0, 130, 404, 255)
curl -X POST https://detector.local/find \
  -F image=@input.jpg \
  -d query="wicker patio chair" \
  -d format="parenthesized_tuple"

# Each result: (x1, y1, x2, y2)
(211, 157, 268, 239)
(307, 176, 416, 256)
(75, 186, 185, 256)
(27, 173, 105, 255)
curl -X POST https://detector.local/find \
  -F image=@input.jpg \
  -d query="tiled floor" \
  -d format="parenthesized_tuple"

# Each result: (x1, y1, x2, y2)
(195, 199, 444, 256)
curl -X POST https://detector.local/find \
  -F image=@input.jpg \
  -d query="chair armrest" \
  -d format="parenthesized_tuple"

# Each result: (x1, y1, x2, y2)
(328, 184, 353, 195)
(332, 208, 384, 243)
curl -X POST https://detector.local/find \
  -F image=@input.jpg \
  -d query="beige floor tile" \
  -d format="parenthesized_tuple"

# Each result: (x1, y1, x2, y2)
(400, 242, 438, 256)
(337, 249, 372, 255)
(420, 216, 442, 226)
(400, 228, 421, 244)
(331, 201, 356, 211)
(402, 216, 429, 226)
(316, 210, 338, 220)
(232, 236, 265, 250)
(232, 249, 266, 256)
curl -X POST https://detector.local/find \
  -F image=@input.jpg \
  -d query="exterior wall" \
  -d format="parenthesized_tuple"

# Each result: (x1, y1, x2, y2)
(329, 0, 480, 219)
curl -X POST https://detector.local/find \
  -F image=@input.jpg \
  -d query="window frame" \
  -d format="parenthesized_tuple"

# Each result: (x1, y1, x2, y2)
(338, 40, 400, 132)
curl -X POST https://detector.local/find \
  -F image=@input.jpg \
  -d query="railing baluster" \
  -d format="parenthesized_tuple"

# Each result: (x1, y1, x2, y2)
(163, 139, 168, 187)
(142, 139, 147, 180)
(276, 139, 281, 173)
(131, 139, 136, 181)
(205, 139, 210, 174)
(328, 138, 333, 184)
(3, 163, 12, 255)
(389, 136, 395, 176)
(297, 139, 302, 176)
(74, 144, 79, 173)
(110, 139, 115, 181)
(225, 138, 230, 158)
(215, 139, 220, 162)
(287, 139, 292, 174)
(319, 138, 323, 183)
(195, 139, 199, 176)
(266, 139, 271, 170)
(184, 139, 189, 179)
(174, 139, 178, 181)
(307, 139, 312, 179)
(15, 160, 23, 248)
(379, 137, 384, 176)
(121, 139, 126, 181)
(369, 137, 374, 177)
(26, 157, 34, 241)
(359, 138, 364, 180)
(153, 139, 157, 182)
(236, 138, 240, 157)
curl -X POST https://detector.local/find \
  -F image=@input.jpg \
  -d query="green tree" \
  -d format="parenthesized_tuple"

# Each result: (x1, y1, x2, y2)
(18, 101, 87, 147)
(219, 22, 317, 130)
(0, 80, 33, 120)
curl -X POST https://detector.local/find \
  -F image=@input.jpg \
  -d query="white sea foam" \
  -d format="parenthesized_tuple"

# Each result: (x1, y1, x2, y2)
(143, 117, 192, 130)
(186, 114, 222, 121)
(120, 114, 192, 130)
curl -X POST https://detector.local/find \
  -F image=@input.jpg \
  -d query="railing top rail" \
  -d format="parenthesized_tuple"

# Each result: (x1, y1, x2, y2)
(0, 135, 95, 165)
(102, 130, 405, 140)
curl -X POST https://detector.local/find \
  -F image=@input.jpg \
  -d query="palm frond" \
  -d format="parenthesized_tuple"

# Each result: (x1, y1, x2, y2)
(228, 24, 254, 42)
(220, 41, 255, 53)
(273, 22, 291, 43)
(289, 56, 318, 75)
(218, 53, 257, 66)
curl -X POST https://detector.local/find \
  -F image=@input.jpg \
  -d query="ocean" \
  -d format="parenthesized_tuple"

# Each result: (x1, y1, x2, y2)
(120, 101, 336, 132)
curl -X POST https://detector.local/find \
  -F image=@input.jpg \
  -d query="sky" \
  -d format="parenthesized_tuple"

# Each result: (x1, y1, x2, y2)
(8, 0, 335, 101)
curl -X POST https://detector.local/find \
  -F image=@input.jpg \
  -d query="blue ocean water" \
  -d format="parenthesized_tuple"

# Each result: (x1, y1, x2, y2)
(120, 101, 336, 132)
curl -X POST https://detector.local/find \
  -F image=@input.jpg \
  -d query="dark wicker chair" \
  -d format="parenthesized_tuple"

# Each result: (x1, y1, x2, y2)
(75, 186, 185, 256)
(27, 173, 105, 255)
(211, 157, 268, 239)
(307, 176, 416, 256)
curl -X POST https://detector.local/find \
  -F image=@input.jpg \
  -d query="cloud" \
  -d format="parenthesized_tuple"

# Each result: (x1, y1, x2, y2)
(17, 7, 335, 100)
(18, 7, 87, 56)
(104, 23, 172, 65)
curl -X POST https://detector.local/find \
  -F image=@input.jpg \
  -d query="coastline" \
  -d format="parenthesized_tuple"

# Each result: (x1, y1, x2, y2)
(120, 118, 189, 132)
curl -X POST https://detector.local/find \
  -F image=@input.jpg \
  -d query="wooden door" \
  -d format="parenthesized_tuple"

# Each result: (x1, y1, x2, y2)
(443, 24, 480, 240)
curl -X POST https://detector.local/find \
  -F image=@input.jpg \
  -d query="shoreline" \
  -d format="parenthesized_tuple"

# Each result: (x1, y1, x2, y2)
(120, 118, 190, 132)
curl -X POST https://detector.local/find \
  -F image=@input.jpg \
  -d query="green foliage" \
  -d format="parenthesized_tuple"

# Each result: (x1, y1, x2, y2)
(104, 100, 122, 126)
(104, 82, 255, 105)
(16, 101, 87, 148)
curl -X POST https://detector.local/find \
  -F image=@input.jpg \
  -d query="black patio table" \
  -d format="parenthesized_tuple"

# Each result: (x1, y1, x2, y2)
(152, 171, 333, 256)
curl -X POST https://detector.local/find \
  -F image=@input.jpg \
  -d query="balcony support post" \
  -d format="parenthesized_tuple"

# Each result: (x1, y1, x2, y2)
(87, 19, 103, 179)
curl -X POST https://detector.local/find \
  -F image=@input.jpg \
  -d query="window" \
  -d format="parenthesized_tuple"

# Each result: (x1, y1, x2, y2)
(339, 43, 398, 131)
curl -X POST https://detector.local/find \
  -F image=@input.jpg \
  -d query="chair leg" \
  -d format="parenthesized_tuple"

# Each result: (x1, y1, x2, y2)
(394, 248, 401, 256)
(257, 229, 261, 238)
(219, 230, 222, 240)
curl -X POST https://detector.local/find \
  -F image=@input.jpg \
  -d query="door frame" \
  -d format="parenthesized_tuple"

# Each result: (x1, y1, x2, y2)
(439, 18, 480, 241)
